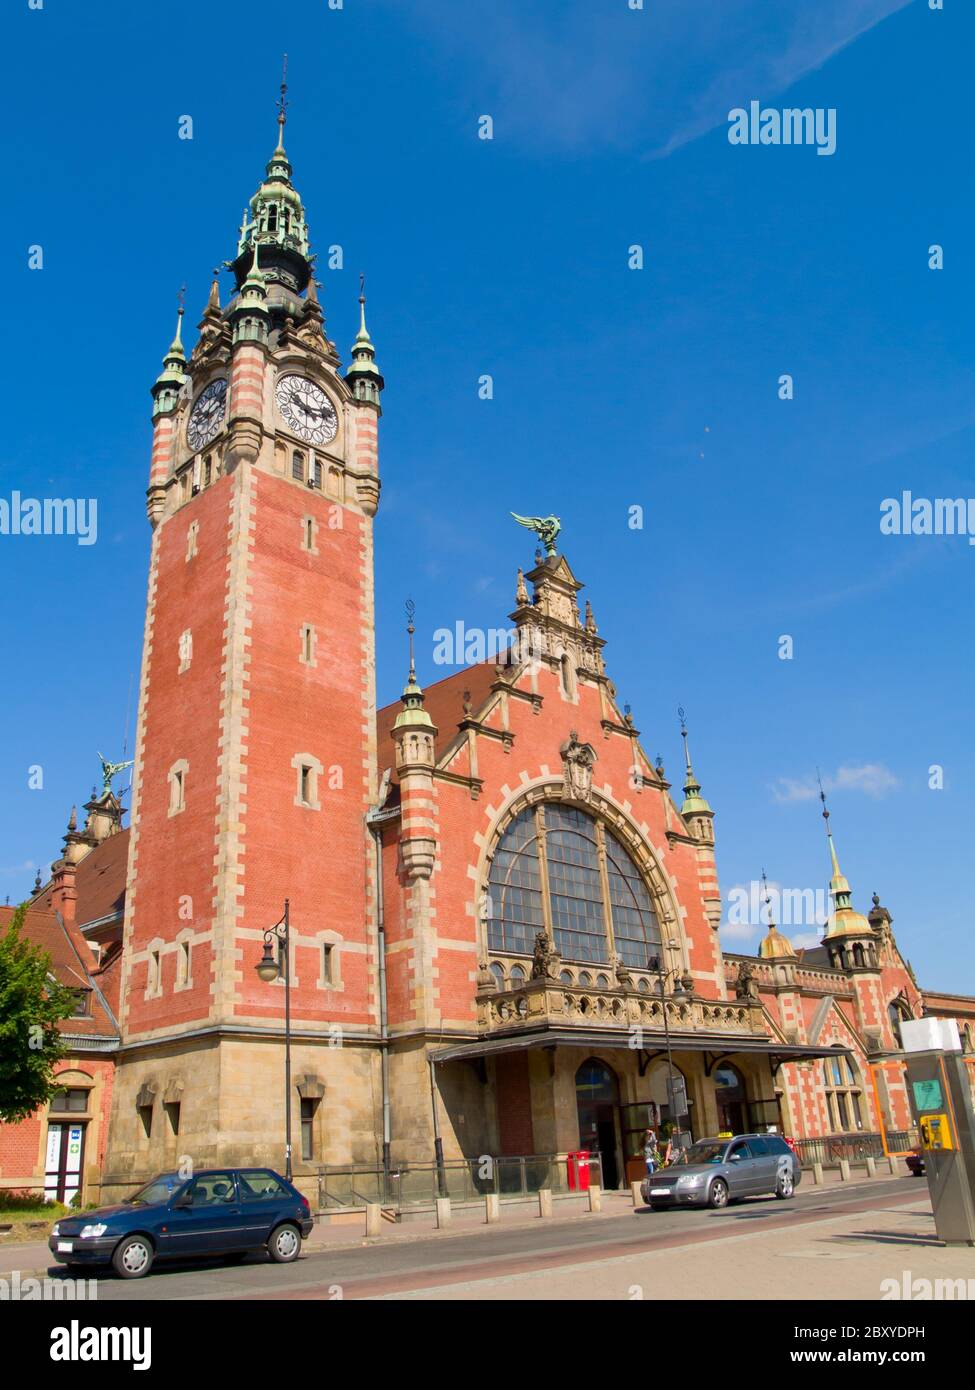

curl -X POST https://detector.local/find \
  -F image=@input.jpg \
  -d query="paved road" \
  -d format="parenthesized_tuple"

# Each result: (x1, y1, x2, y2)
(41, 1176, 926, 1301)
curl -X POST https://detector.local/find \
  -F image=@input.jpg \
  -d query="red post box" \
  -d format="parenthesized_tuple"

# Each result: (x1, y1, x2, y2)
(567, 1151, 591, 1191)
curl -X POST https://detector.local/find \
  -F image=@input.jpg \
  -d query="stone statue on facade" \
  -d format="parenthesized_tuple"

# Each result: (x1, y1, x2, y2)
(530, 931, 561, 980)
(560, 730, 597, 802)
(735, 958, 759, 1000)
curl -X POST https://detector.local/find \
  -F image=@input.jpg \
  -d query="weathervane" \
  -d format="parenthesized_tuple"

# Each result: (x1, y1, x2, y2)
(97, 752, 134, 795)
(278, 53, 289, 128)
(405, 598, 416, 680)
(510, 513, 561, 558)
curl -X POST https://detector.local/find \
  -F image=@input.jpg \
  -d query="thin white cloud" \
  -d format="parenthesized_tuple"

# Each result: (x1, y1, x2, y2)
(382, 0, 912, 157)
(771, 762, 899, 803)
(791, 931, 822, 950)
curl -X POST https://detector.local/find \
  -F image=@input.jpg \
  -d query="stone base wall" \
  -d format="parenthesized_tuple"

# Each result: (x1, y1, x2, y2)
(100, 1034, 384, 1202)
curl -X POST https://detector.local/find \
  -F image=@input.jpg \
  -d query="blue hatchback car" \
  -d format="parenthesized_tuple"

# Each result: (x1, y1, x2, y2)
(49, 1168, 314, 1279)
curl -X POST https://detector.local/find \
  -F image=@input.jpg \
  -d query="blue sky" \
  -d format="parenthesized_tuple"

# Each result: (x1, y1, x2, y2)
(2, 0, 972, 989)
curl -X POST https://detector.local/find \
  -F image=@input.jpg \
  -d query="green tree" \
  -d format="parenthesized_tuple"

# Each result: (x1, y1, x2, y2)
(0, 904, 78, 1123)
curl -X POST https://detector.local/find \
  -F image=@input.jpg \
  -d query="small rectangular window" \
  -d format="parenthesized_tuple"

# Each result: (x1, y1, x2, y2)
(300, 765, 312, 804)
(300, 1101, 316, 1162)
(203, 456, 212, 487)
(311, 460, 322, 489)
(149, 949, 161, 993)
(164, 1101, 181, 1135)
(50, 1088, 88, 1113)
(292, 452, 305, 482)
(321, 944, 333, 984)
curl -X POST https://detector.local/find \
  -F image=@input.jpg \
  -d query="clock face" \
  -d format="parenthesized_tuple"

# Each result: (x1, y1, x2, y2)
(275, 374, 338, 446)
(187, 378, 228, 452)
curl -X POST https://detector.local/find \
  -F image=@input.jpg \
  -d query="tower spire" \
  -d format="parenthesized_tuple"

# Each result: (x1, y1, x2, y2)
(275, 52, 289, 153)
(394, 600, 434, 730)
(757, 867, 796, 959)
(151, 293, 187, 415)
(818, 773, 872, 941)
(678, 706, 712, 817)
(231, 58, 310, 294)
(346, 272, 385, 406)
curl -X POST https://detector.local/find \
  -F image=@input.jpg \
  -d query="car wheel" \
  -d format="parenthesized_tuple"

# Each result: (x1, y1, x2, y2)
(268, 1223, 301, 1263)
(112, 1234, 154, 1279)
(708, 1179, 729, 1210)
(775, 1169, 795, 1199)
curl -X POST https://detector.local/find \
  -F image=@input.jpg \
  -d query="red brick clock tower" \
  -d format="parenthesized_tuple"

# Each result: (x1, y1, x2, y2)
(105, 105, 385, 1192)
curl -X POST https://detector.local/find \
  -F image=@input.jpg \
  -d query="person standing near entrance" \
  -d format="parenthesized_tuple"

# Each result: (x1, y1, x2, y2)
(644, 1128, 660, 1175)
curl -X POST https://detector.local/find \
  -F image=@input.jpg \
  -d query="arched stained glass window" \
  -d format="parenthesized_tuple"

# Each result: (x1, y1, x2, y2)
(605, 830, 661, 967)
(485, 808, 544, 954)
(545, 805, 607, 963)
(485, 802, 663, 967)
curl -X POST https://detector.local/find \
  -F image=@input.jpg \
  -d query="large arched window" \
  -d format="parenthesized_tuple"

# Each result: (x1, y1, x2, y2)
(823, 1055, 864, 1132)
(486, 803, 662, 967)
(888, 999, 912, 1048)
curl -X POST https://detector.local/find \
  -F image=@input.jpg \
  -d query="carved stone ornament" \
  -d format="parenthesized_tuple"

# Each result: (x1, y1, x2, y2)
(560, 730, 597, 802)
(530, 931, 561, 981)
(735, 959, 759, 1000)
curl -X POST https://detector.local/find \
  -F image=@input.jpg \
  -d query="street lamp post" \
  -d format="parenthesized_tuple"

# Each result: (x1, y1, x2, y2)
(255, 899, 293, 1182)
(648, 942, 687, 1148)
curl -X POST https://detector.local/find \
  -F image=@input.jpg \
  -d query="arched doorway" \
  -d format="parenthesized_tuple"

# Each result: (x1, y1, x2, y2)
(575, 1058, 621, 1189)
(714, 1063, 746, 1135)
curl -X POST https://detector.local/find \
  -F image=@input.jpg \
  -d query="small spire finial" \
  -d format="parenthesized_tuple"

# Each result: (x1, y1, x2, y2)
(277, 53, 289, 133)
(760, 867, 774, 928)
(405, 598, 416, 683)
(678, 705, 693, 776)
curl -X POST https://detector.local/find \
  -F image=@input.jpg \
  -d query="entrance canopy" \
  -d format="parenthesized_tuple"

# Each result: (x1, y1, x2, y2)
(432, 1028, 852, 1069)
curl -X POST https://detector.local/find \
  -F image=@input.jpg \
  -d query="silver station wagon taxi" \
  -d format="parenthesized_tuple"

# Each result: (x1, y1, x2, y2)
(641, 1134, 801, 1210)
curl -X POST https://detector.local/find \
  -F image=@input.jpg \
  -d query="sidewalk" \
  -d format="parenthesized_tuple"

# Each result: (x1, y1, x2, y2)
(0, 1164, 913, 1278)
(382, 1193, 971, 1301)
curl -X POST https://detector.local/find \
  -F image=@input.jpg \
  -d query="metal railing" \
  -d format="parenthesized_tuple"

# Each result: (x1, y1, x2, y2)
(318, 1151, 603, 1212)
(793, 1129, 917, 1169)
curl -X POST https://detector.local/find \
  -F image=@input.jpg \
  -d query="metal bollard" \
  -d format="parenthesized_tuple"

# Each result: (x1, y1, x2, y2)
(865, 1156, 876, 1177)
(588, 1183, 602, 1213)
(435, 1196, 452, 1228)
(812, 1162, 824, 1185)
(365, 1203, 381, 1237)
(484, 1193, 500, 1224)
(538, 1188, 553, 1218)
(839, 1159, 851, 1182)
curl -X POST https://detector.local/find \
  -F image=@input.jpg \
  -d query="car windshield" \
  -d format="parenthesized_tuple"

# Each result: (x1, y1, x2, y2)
(672, 1142, 728, 1167)
(125, 1173, 183, 1206)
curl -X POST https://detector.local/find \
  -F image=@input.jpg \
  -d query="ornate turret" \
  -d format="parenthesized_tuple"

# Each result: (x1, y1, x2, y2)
(151, 307, 187, 418)
(345, 277, 384, 408)
(391, 604, 438, 881)
(392, 605, 437, 758)
(678, 709, 714, 845)
(229, 59, 312, 297)
(817, 786, 878, 974)
(508, 518, 606, 682)
(229, 240, 270, 347)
